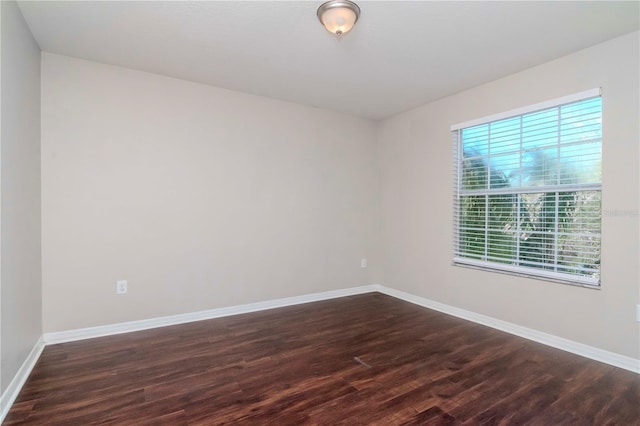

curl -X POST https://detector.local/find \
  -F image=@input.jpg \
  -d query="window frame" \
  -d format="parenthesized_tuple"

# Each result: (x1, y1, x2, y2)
(451, 88, 602, 288)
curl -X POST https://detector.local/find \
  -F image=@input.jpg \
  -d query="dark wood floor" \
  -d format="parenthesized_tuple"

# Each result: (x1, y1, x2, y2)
(4, 293, 639, 425)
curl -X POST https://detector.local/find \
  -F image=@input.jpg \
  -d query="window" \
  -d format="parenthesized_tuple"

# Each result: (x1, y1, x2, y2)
(452, 89, 602, 287)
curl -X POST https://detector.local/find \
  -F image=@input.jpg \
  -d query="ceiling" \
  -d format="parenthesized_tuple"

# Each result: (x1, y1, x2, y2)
(17, 1, 640, 120)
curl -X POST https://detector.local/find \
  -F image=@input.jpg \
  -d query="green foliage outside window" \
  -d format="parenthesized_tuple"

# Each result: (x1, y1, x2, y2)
(456, 97, 602, 281)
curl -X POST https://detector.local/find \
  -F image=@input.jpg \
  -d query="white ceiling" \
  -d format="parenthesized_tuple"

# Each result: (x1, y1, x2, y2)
(18, 1, 640, 120)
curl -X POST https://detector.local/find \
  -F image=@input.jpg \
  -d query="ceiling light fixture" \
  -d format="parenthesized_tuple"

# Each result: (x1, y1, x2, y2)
(317, 0, 361, 38)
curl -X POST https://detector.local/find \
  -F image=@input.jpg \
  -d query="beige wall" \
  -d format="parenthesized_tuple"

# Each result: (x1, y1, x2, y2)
(1, 1, 42, 394)
(41, 53, 381, 332)
(29, 27, 640, 364)
(377, 32, 640, 359)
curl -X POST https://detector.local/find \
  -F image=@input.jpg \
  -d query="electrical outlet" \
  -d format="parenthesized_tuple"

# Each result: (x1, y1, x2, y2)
(116, 280, 128, 294)
(637, 304, 640, 322)
(361, 258, 367, 268)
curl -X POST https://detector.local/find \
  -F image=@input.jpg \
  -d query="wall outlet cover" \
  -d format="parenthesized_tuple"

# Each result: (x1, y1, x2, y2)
(116, 280, 128, 294)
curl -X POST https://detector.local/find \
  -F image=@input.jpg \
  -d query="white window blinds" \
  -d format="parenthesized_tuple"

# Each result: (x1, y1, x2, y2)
(452, 90, 602, 287)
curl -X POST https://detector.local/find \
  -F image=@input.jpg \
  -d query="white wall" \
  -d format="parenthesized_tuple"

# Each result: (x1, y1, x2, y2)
(41, 53, 381, 333)
(0, 0, 42, 395)
(377, 32, 640, 359)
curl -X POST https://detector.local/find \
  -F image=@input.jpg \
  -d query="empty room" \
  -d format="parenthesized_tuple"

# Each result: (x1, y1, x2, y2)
(1, 0, 639, 424)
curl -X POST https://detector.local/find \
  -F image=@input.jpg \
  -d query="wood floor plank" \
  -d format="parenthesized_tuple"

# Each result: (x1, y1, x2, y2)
(4, 293, 639, 425)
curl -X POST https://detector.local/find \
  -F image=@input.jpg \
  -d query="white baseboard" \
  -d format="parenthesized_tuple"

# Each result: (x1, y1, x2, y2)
(374, 285, 640, 374)
(0, 336, 45, 423)
(44, 285, 379, 344)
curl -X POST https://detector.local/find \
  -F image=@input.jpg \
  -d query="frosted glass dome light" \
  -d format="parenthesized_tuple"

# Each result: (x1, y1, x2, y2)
(317, 0, 361, 38)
